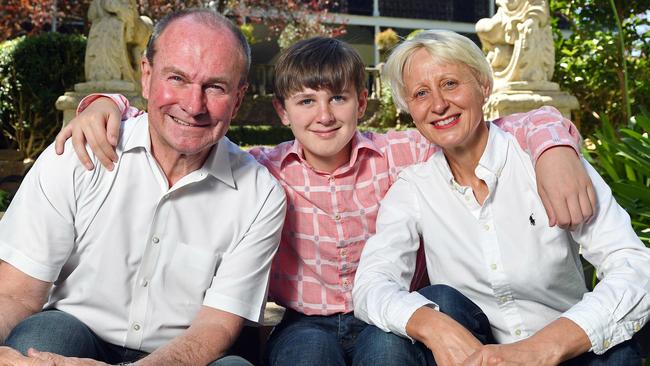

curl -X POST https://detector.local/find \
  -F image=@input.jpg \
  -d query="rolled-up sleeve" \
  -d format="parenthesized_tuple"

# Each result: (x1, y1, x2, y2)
(561, 161, 650, 354)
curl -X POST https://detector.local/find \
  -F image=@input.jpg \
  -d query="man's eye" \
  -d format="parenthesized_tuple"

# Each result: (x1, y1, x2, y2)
(205, 84, 225, 92)
(331, 95, 346, 103)
(298, 99, 313, 105)
(168, 75, 184, 83)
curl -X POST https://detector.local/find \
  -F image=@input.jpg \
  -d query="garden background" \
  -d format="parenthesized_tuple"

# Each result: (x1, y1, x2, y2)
(0, 0, 648, 362)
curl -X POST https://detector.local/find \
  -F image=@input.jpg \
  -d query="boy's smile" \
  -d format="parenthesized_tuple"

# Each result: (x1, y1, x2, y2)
(274, 87, 368, 173)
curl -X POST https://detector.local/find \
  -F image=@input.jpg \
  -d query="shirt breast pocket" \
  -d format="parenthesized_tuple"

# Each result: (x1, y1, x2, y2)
(165, 243, 221, 312)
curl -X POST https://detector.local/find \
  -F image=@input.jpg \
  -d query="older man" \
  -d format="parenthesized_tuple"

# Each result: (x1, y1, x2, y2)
(0, 8, 286, 366)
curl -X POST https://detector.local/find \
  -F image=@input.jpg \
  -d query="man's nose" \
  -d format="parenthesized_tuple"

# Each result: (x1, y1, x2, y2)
(181, 85, 207, 116)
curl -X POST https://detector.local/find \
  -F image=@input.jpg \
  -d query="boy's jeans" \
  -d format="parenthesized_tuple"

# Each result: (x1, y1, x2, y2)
(265, 284, 494, 366)
(265, 284, 642, 366)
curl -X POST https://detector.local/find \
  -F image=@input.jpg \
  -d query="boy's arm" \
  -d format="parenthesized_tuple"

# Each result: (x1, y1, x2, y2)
(493, 106, 596, 229)
(55, 94, 137, 171)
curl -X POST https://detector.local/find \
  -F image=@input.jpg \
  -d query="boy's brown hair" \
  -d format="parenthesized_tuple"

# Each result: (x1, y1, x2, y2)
(273, 37, 366, 103)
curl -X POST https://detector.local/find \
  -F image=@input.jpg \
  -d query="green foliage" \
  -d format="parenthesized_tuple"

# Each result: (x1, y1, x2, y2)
(550, 0, 650, 134)
(0, 189, 9, 211)
(0, 32, 86, 159)
(226, 125, 295, 146)
(584, 108, 650, 247)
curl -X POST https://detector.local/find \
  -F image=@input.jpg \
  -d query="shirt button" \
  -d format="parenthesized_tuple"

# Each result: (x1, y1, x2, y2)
(484, 224, 491, 231)
(634, 323, 641, 332)
(141, 279, 149, 287)
(342, 279, 350, 287)
(152, 236, 160, 244)
(603, 340, 610, 348)
(340, 249, 347, 257)
(490, 263, 497, 271)
(334, 214, 341, 221)
(514, 329, 521, 336)
(329, 176, 335, 183)
(133, 323, 141, 331)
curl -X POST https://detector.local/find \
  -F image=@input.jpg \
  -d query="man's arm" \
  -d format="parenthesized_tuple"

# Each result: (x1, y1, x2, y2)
(0, 261, 51, 342)
(28, 307, 244, 366)
(136, 306, 244, 365)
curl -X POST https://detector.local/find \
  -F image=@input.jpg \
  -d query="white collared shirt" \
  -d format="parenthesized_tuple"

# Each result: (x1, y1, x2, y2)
(353, 124, 650, 355)
(0, 114, 286, 352)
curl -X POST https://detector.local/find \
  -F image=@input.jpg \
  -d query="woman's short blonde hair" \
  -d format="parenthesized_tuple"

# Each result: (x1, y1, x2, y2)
(383, 29, 493, 112)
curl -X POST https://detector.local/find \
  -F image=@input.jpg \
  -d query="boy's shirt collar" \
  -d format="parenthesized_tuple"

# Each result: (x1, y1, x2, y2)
(279, 131, 384, 173)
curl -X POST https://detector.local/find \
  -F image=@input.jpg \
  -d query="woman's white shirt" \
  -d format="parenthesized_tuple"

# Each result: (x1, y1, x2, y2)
(353, 123, 650, 355)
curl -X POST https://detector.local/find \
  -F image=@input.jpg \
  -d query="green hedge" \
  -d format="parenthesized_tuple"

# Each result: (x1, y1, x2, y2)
(226, 125, 295, 146)
(0, 33, 86, 158)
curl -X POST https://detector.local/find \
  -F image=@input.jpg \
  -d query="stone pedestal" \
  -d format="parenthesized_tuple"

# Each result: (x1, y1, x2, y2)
(484, 82, 579, 120)
(56, 87, 146, 125)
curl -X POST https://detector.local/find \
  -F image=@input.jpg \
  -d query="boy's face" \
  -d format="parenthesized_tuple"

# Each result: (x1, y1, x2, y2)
(274, 86, 368, 173)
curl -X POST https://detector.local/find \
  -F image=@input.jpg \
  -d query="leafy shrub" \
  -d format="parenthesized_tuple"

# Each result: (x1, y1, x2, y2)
(0, 189, 9, 211)
(0, 32, 86, 159)
(226, 125, 295, 147)
(585, 109, 650, 246)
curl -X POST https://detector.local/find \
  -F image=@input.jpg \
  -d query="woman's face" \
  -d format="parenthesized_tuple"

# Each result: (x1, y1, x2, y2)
(403, 48, 490, 153)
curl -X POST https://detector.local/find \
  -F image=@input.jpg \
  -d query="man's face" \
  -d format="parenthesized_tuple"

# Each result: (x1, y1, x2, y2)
(273, 86, 368, 173)
(141, 17, 247, 160)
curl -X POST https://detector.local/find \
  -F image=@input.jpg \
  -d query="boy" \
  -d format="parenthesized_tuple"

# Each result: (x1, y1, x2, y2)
(58, 37, 593, 365)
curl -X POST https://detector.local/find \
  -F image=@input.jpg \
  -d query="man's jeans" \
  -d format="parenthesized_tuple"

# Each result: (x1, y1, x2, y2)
(264, 284, 494, 366)
(3, 309, 251, 366)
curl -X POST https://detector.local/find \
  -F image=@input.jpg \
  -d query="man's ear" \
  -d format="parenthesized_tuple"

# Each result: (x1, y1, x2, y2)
(272, 97, 291, 127)
(140, 56, 152, 100)
(230, 83, 248, 120)
(357, 88, 369, 119)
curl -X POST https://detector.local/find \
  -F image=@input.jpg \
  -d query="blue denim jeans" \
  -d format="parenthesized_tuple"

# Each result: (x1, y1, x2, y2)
(265, 284, 493, 366)
(3, 309, 251, 366)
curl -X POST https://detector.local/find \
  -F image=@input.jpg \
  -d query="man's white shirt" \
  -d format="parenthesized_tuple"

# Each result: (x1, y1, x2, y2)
(353, 124, 650, 355)
(0, 114, 286, 352)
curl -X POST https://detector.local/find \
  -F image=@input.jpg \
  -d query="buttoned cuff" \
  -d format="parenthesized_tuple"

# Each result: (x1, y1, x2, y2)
(561, 300, 611, 355)
(391, 291, 438, 341)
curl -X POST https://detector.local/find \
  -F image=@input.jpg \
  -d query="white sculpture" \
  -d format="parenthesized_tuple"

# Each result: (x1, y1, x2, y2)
(476, 0, 556, 91)
(476, 0, 578, 120)
(77, 0, 153, 91)
(56, 0, 152, 123)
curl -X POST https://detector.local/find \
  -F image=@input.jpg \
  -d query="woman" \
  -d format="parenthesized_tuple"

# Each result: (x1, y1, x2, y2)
(352, 29, 649, 366)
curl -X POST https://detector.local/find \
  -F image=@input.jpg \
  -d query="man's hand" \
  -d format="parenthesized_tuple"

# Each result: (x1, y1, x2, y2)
(54, 97, 121, 171)
(406, 306, 483, 366)
(0, 346, 54, 366)
(28, 349, 108, 366)
(535, 146, 596, 229)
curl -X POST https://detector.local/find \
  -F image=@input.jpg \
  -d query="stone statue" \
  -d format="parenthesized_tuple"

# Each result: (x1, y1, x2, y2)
(475, 0, 578, 120)
(57, 0, 152, 123)
(476, 0, 555, 91)
(76, 0, 153, 92)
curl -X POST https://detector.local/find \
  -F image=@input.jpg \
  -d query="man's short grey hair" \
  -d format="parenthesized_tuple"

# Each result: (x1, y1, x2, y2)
(383, 29, 493, 112)
(145, 8, 251, 86)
